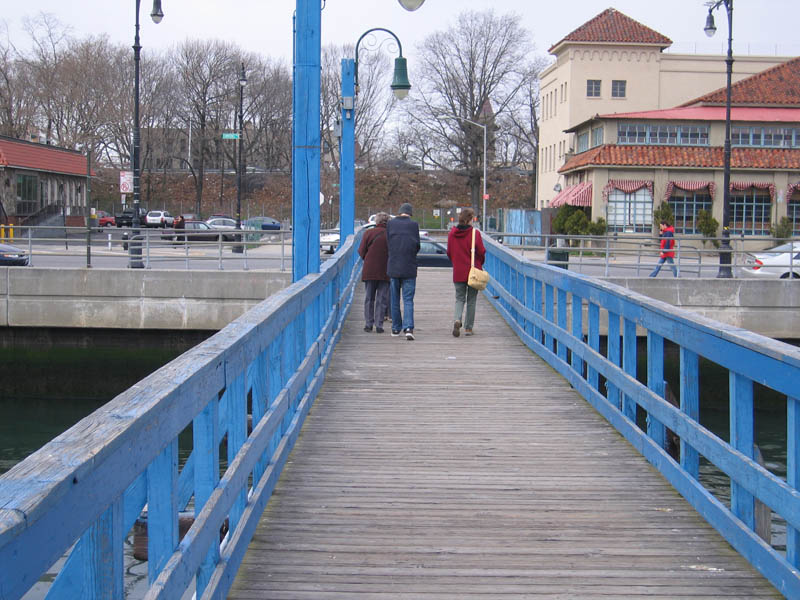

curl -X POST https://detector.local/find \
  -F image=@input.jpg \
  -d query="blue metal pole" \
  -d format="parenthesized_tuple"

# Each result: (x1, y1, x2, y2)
(292, 0, 321, 281)
(339, 58, 355, 243)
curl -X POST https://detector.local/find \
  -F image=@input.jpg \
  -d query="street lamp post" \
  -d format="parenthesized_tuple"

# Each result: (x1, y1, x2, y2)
(233, 62, 247, 253)
(339, 28, 411, 243)
(292, 0, 425, 282)
(443, 116, 488, 229)
(132, 0, 164, 230)
(704, 0, 734, 278)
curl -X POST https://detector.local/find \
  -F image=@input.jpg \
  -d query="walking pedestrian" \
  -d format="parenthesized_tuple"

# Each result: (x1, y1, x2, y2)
(649, 220, 678, 277)
(447, 208, 485, 337)
(358, 212, 390, 333)
(386, 203, 420, 340)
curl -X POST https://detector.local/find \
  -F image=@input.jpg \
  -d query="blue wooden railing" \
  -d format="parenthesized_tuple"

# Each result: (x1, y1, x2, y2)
(484, 237, 800, 597)
(0, 232, 363, 600)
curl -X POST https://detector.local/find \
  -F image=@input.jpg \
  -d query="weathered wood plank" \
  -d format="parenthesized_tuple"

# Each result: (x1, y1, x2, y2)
(229, 269, 779, 599)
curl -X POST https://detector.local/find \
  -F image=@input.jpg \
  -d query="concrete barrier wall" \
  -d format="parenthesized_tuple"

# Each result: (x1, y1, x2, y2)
(1, 268, 797, 337)
(605, 278, 800, 339)
(0, 267, 293, 330)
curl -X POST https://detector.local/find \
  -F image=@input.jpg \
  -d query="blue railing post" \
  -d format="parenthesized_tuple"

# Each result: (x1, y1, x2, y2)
(534, 279, 543, 344)
(607, 312, 621, 410)
(544, 284, 554, 353)
(193, 398, 220, 596)
(146, 440, 178, 583)
(730, 372, 755, 530)
(557, 288, 568, 362)
(622, 318, 637, 423)
(524, 275, 534, 340)
(680, 348, 700, 479)
(570, 294, 584, 376)
(646, 332, 666, 450)
(789, 395, 800, 567)
(587, 302, 600, 391)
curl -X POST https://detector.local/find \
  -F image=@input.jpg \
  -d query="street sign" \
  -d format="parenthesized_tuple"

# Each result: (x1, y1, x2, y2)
(120, 171, 133, 193)
(222, 133, 240, 140)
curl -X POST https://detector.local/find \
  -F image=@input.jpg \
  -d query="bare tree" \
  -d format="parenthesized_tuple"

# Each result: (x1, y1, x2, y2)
(174, 39, 235, 216)
(406, 10, 538, 215)
(0, 25, 37, 139)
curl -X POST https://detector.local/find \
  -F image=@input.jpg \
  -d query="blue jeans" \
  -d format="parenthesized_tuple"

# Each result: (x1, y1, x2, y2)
(390, 277, 416, 332)
(649, 256, 677, 277)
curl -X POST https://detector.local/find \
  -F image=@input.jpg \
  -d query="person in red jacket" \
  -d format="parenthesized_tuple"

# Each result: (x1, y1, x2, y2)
(649, 220, 678, 277)
(446, 207, 485, 337)
(358, 212, 390, 332)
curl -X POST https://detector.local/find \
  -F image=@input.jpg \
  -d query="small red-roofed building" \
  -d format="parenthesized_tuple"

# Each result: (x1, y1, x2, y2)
(0, 135, 91, 225)
(538, 7, 796, 247)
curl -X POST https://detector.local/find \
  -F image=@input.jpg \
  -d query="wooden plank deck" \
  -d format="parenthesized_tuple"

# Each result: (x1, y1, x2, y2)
(229, 268, 779, 599)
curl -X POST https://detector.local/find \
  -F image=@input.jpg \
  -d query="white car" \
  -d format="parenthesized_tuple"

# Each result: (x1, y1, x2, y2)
(205, 217, 238, 241)
(740, 241, 800, 279)
(145, 210, 174, 228)
(320, 220, 368, 254)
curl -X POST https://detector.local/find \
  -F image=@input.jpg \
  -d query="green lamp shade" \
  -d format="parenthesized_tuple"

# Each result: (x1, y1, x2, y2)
(391, 57, 411, 100)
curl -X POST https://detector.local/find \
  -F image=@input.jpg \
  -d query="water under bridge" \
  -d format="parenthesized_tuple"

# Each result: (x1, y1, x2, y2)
(1, 233, 799, 599)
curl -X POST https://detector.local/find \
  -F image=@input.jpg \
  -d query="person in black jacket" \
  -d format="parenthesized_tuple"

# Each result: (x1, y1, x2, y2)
(358, 212, 390, 333)
(386, 203, 420, 340)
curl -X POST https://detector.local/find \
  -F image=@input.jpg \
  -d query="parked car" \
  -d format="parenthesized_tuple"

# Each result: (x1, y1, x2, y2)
(96, 210, 115, 227)
(163, 220, 224, 243)
(740, 241, 800, 279)
(0, 242, 29, 266)
(115, 207, 148, 227)
(145, 210, 174, 228)
(205, 217, 237, 241)
(417, 236, 451, 267)
(320, 220, 369, 253)
(245, 216, 282, 231)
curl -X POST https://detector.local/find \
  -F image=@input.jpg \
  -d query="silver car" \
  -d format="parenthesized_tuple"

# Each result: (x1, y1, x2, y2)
(740, 241, 800, 279)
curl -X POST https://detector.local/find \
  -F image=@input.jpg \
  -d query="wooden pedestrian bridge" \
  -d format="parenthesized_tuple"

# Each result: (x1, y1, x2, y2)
(2, 231, 799, 599)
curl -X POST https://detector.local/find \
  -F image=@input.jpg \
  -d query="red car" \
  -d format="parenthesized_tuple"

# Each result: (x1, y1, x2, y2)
(96, 210, 115, 227)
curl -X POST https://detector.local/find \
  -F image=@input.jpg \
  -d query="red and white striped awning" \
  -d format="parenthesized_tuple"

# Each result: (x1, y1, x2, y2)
(550, 182, 593, 208)
(664, 180, 716, 200)
(731, 181, 776, 200)
(602, 179, 653, 202)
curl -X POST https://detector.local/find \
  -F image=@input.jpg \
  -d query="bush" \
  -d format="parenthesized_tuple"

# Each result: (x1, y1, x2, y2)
(653, 202, 674, 227)
(551, 205, 583, 234)
(587, 217, 607, 236)
(696, 209, 720, 248)
(770, 216, 793, 241)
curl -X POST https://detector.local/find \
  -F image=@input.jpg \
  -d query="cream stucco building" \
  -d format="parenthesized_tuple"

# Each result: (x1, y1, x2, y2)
(538, 8, 790, 214)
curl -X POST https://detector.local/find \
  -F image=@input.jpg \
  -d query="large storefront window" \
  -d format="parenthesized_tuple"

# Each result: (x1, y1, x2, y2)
(669, 189, 712, 234)
(607, 187, 653, 233)
(16, 174, 38, 216)
(789, 193, 800, 235)
(730, 188, 771, 236)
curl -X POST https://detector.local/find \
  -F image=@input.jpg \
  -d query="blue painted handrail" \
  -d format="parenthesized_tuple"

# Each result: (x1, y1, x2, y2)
(0, 231, 363, 600)
(483, 237, 800, 598)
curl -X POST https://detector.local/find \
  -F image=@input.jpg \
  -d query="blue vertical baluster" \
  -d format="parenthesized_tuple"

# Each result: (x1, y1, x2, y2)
(557, 287, 567, 362)
(607, 311, 621, 410)
(544, 284, 554, 354)
(193, 398, 219, 596)
(249, 352, 269, 483)
(680, 348, 700, 479)
(646, 332, 666, 450)
(730, 372, 755, 530)
(788, 395, 800, 567)
(622, 318, 637, 423)
(227, 372, 247, 534)
(571, 293, 583, 376)
(534, 279, 543, 345)
(524, 275, 534, 339)
(587, 302, 600, 390)
(147, 439, 178, 583)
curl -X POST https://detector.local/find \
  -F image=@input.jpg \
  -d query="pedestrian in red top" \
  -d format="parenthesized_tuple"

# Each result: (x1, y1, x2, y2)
(358, 212, 390, 332)
(446, 208, 485, 337)
(649, 220, 677, 277)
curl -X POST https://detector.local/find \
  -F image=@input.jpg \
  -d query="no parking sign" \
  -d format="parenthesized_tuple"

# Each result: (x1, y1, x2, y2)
(120, 171, 133, 194)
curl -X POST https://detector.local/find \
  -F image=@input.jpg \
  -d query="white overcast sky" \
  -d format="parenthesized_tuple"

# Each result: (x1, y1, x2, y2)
(3, 0, 799, 69)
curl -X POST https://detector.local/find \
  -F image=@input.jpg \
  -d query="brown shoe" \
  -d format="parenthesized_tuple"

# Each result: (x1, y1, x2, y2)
(464, 329, 474, 336)
(452, 320, 462, 337)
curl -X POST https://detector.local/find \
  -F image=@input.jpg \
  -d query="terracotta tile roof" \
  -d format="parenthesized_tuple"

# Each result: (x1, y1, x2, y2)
(559, 144, 800, 172)
(548, 8, 672, 53)
(0, 136, 89, 177)
(681, 56, 800, 107)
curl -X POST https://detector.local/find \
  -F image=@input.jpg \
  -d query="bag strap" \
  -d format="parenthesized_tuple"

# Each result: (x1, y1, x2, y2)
(470, 227, 476, 268)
